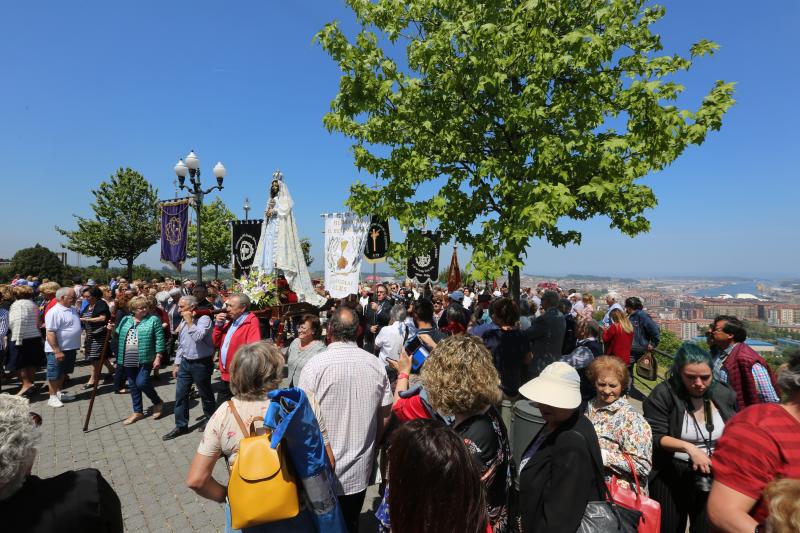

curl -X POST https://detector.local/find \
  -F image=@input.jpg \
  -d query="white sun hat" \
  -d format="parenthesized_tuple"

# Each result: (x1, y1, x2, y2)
(518, 362, 582, 410)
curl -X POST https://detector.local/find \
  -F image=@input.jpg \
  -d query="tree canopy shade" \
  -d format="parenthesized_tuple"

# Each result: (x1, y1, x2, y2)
(56, 168, 159, 280)
(10, 244, 64, 281)
(187, 197, 235, 279)
(317, 0, 735, 298)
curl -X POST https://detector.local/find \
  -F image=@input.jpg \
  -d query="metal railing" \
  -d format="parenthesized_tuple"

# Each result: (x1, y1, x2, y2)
(632, 347, 675, 392)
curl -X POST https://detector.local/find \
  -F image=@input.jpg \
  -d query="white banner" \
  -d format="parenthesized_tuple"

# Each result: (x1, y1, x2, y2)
(323, 213, 370, 298)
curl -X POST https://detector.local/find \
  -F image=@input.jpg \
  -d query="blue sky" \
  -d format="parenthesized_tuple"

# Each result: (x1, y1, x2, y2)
(1, 1, 797, 279)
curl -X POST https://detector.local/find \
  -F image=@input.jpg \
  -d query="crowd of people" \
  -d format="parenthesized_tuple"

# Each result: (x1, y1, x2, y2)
(1, 274, 799, 532)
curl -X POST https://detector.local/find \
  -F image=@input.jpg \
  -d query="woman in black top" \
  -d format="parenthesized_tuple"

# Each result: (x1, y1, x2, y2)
(80, 287, 113, 388)
(421, 335, 512, 533)
(643, 342, 737, 533)
(480, 297, 533, 399)
(0, 395, 123, 532)
(517, 362, 604, 533)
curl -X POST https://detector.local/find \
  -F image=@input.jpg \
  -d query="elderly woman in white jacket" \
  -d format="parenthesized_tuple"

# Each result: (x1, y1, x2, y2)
(7, 285, 45, 396)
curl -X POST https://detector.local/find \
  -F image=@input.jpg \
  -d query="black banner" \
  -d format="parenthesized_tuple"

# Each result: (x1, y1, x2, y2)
(406, 230, 441, 284)
(231, 219, 263, 279)
(364, 216, 390, 263)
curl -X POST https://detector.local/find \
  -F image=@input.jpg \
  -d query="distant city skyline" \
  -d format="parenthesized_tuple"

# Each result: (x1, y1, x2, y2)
(1, 1, 798, 278)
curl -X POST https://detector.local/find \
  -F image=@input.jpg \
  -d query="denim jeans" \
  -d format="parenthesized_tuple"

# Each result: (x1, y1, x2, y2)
(124, 364, 162, 414)
(174, 357, 215, 429)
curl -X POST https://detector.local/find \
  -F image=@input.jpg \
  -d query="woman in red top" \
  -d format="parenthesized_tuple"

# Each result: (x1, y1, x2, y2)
(603, 308, 633, 365)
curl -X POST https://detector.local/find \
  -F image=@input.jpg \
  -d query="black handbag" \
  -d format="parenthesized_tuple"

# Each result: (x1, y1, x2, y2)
(573, 431, 641, 533)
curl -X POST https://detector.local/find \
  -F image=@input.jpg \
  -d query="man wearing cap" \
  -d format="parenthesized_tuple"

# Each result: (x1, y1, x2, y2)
(516, 362, 605, 532)
(437, 290, 471, 329)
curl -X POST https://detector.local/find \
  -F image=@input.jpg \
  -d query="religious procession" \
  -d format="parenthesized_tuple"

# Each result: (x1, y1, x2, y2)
(1, 2, 799, 533)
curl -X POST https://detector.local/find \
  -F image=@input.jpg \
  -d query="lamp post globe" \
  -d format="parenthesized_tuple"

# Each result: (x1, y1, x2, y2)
(171, 150, 226, 284)
(174, 159, 188, 186)
(185, 150, 200, 171)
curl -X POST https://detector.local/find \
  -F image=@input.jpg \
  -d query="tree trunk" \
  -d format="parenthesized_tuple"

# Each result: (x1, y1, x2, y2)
(126, 258, 134, 280)
(214, 264, 219, 280)
(508, 265, 521, 304)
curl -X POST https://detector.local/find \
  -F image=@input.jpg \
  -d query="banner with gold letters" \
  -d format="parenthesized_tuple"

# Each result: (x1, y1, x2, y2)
(323, 213, 370, 298)
(160, 199, 190, 272)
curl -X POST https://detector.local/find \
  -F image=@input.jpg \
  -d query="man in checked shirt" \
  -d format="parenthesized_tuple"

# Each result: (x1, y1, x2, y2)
(299, 306, 393, 533)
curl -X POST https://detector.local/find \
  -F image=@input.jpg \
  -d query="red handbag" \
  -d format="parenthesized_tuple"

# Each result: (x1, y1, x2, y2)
(607, 454, 661, 533)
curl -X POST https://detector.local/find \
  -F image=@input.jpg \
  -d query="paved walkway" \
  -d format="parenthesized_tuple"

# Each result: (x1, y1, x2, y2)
(6, 359, 380, 532)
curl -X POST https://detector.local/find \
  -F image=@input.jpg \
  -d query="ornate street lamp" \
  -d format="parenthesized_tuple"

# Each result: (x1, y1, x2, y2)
(173, 150, 226, 283)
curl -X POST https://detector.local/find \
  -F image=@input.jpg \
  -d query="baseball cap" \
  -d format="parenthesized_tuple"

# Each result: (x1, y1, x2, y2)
(449, 290, 464, 303)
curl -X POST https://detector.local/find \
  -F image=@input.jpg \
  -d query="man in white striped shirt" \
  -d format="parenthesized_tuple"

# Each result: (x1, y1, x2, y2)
(298, 307, 393, 532)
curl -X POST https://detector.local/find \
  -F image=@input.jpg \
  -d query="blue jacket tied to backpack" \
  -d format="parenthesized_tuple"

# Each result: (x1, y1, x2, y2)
(264, 388, 347, 533)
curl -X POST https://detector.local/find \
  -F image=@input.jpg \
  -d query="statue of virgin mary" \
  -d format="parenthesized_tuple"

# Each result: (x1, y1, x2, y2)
(252, 170, 326, 307)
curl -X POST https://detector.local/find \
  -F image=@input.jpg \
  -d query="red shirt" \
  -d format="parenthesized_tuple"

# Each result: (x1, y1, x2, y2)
(713, 403, 800, 523)
(602, 323, 633, 364)
(392, 395, 432, 422)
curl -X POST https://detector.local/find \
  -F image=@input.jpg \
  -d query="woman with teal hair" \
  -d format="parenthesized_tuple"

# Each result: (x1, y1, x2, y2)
(643, 342, 737, 533)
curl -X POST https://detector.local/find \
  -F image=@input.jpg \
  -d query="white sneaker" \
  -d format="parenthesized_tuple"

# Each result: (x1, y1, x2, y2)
(48, 396, 64, 408)
(56, 390, 62, 399)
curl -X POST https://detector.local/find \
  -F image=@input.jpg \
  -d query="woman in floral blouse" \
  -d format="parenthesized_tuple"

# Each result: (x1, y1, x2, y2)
(585, 356, 652, 492)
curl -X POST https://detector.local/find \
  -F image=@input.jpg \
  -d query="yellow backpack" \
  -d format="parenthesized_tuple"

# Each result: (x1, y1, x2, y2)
(226, 400, 300, 529)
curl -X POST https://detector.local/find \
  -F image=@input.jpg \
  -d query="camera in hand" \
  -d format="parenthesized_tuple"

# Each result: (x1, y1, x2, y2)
(693, 472, 713, 492)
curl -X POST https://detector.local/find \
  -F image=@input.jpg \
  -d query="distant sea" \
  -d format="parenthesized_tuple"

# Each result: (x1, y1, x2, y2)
(691, 281, 764, 297)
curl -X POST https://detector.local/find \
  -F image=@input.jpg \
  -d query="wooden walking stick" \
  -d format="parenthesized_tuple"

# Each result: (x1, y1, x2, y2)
(83, 320, 114, 432)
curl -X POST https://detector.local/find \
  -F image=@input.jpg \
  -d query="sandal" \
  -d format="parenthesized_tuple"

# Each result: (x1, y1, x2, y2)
(115, 388, 129, 394)
(123, 413, 145, 426)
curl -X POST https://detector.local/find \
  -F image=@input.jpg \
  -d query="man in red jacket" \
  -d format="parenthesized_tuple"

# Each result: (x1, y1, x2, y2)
(211, 293, 262, 404)
(711, 315, 780, 407)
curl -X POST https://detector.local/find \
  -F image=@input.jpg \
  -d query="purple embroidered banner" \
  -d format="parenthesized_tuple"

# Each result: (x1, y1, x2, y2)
(160, 200, 189, 272)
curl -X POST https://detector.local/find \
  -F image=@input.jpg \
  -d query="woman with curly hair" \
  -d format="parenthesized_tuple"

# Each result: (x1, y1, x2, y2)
(383, 335, 511, 533)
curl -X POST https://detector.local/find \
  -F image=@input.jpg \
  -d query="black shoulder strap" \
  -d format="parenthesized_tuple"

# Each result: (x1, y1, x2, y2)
(570, 429, 612, 502)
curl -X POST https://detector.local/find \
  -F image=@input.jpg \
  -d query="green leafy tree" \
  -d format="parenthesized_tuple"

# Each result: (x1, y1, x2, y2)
(56, 168, 159, 280)
(9, 244, 64, 280)
(317, 0, 735, 300)
(658, 328, 682, 356)
(187, 197, 235, 280)
(300, 237, 313, 267)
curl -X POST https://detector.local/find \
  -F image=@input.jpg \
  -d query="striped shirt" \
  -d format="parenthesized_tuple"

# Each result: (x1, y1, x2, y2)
(713, 403, 800, 523)
(9, 300, 41, 344)
(714, 343, 780, 403)
(298, 341, 393, 496)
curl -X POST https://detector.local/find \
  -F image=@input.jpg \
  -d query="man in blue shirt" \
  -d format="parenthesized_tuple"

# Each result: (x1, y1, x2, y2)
(163, 295, 215, 441)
